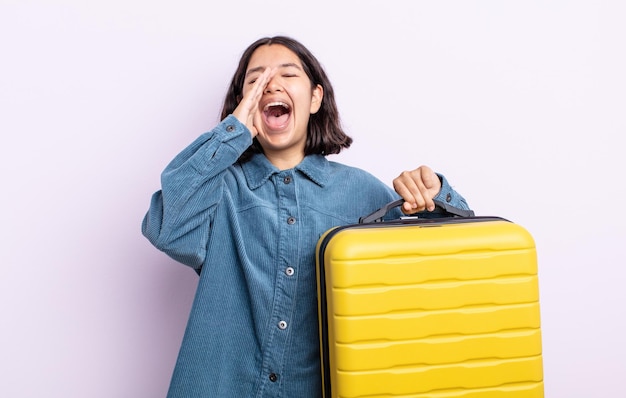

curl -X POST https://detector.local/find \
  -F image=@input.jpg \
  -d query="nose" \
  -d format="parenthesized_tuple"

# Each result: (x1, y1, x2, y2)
(264, 77, 283, 93)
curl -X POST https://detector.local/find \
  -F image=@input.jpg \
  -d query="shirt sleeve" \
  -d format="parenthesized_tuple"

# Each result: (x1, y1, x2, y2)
(141, 115, 252, 269)
(435, 173, 469, 210)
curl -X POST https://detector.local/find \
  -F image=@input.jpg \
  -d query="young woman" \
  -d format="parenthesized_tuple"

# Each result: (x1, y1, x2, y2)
(142, 36, 469, 397)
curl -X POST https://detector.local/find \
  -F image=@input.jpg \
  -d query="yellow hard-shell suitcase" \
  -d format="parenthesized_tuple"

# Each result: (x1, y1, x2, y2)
(316, 200, 543, 398)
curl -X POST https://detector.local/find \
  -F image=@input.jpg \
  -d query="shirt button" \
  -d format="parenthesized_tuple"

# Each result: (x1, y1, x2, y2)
(283, 176, 292, 184)
(278, 320, 288, 330)
(226, 125, 235, 132)
(285, 267, 295, 276)
(446, 193, 452, 203)
(287, 217, 296, 225)
(269, 373, 278, 382)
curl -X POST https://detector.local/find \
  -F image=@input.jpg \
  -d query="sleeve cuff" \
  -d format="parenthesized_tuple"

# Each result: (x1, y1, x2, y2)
(434, 173, 470, 210)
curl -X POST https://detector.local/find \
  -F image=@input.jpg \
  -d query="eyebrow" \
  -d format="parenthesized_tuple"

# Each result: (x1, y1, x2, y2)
(245, 63, 303, 77)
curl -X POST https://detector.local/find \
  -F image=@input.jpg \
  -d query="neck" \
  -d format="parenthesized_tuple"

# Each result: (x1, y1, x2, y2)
(264, 150, 305, 170)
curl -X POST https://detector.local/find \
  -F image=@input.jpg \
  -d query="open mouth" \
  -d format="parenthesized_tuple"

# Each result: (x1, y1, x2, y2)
(263, 101, 291, 130)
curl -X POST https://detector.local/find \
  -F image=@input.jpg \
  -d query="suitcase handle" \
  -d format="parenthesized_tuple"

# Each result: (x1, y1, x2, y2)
(359, 199, 475, 223)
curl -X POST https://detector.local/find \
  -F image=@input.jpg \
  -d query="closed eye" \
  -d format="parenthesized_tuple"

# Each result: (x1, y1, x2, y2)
(246, 74, 262, 85)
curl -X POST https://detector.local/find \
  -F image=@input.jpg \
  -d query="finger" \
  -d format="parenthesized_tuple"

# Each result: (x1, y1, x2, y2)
(419, 166, 441, 211)
(393, 172, 426, 213)
(413, 167, 437, 211)
(244, 68, 272, 110)
(409, 175, 430, 212)
(421, 166, 437, 189)
(252, 109, 264, 139)
(250, 69, 277, 137)
(233, 67, 274, 133)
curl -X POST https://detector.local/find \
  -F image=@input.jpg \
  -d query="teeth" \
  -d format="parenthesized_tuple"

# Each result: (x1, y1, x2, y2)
(264, 102, 290, 111)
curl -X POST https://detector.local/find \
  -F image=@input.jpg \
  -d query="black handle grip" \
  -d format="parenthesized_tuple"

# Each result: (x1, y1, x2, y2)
(359, 199, 475, 224)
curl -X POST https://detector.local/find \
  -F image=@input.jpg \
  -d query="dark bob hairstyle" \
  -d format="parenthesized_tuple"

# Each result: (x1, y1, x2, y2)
(220, 36, 353, 162)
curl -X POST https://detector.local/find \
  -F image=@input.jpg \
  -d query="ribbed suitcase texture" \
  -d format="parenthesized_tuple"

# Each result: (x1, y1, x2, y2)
(316, 216, 543, 398)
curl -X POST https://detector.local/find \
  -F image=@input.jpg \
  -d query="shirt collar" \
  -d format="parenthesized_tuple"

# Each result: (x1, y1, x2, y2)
(242, 153, 329, 190)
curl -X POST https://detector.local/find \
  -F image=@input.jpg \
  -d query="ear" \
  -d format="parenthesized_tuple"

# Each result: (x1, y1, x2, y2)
(309, 84, 324, 114)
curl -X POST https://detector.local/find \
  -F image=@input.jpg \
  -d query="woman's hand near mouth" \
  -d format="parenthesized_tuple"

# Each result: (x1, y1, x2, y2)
(233, 67, 275, 138)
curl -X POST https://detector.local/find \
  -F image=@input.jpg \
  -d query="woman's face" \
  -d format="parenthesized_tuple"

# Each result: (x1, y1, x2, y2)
(242, 44, 323, 162)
